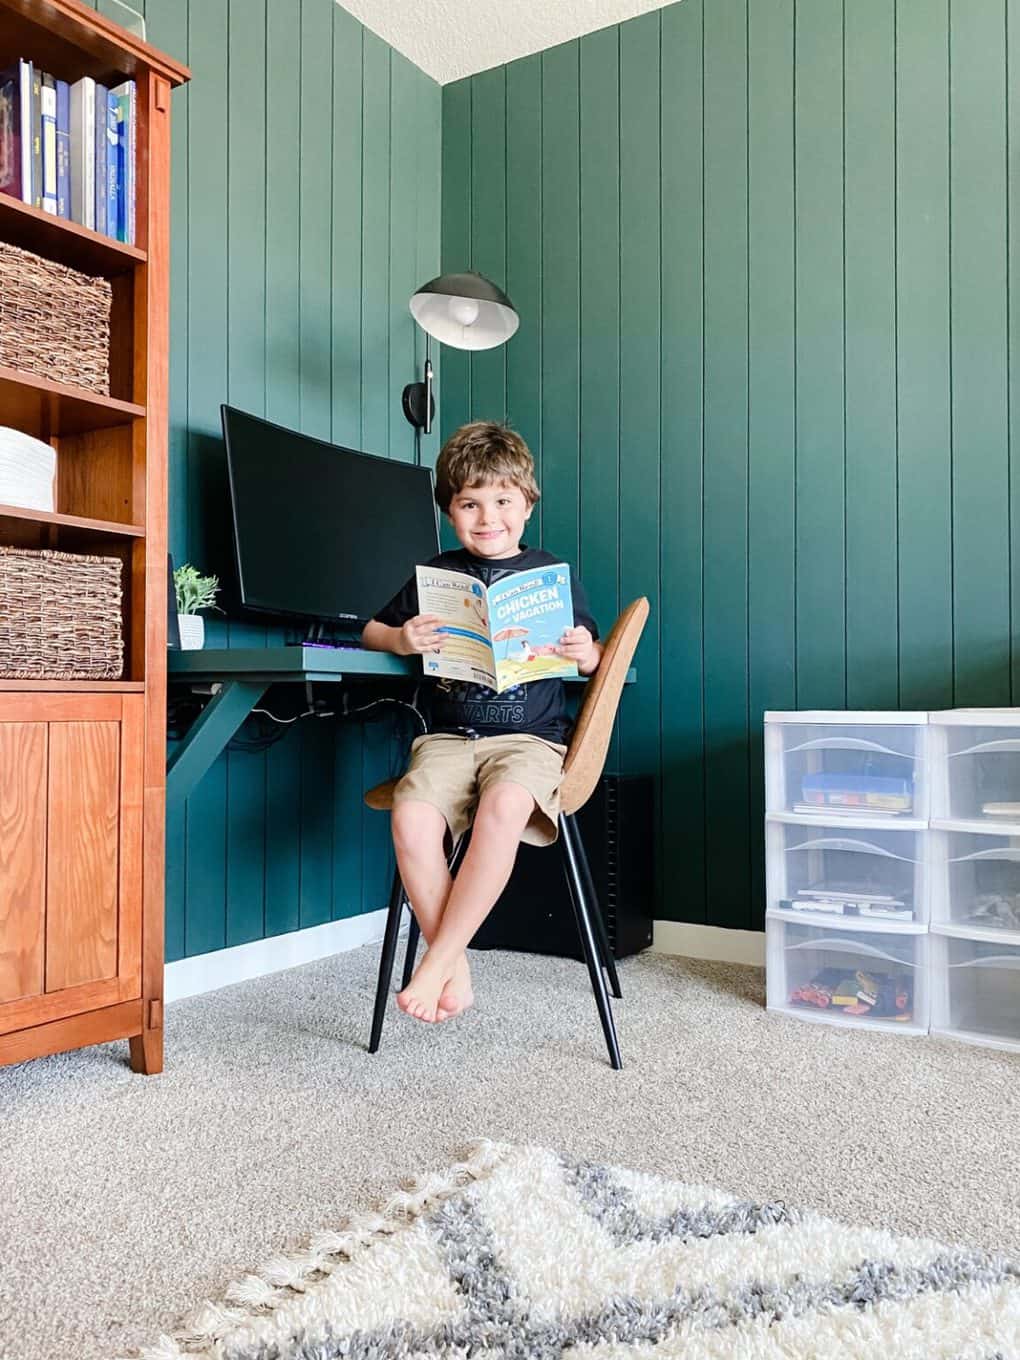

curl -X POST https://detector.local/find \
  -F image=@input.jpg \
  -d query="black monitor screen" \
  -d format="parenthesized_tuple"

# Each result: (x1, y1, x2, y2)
(222, 405, 440, 624)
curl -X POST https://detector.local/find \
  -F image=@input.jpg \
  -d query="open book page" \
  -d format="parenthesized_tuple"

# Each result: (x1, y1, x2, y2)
(488, 563, 578, 693)
(415, 565, 497, 688)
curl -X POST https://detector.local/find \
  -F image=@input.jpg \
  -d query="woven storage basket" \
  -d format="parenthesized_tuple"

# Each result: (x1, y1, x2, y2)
(0, 546, 123, 679)
(0, 242, 112, 395)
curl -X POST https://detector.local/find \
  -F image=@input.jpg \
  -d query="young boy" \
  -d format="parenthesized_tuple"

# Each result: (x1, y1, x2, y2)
(361, 421, 603, 1024)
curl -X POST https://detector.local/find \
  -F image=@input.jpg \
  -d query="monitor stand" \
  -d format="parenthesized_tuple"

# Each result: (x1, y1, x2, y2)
(286, 622, 363, 650)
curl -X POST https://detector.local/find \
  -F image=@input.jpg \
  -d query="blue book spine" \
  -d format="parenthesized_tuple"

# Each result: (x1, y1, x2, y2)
(106, 94, 118, 238)
(111, 81, 135, 244)
(93, 82, 107, 235)
(40, 72, 57, 214)
(55, 78, 70, 218)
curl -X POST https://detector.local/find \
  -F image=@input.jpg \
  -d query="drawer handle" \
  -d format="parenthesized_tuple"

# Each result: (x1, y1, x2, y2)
(951, 738, 1020, 757)
(785, 938, 918, 967)
(789, 837, 916, 862)
(951, 848, 1020, 864)
(947, 955, 1020, 971)
(787, 737, 918, 758)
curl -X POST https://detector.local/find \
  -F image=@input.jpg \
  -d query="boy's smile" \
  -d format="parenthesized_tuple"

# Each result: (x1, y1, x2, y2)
(447, 480, 533, 560)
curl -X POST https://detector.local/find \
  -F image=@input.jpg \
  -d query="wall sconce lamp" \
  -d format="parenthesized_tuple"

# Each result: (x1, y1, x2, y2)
(402, 271, 519, 434)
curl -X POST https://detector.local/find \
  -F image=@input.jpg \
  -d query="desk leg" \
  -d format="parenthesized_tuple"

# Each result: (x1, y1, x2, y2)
(166, 680, 269, 814)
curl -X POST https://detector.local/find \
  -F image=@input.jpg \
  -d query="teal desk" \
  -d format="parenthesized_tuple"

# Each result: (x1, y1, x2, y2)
(167, 646, 633, 815)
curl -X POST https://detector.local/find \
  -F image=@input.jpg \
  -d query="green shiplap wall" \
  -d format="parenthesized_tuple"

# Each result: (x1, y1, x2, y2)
(82, 0, 441, 959)
(442, 0, 1017, 929)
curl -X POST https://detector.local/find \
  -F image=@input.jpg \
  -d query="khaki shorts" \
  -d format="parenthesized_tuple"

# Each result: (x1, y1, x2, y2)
(392, 733, 568, 847)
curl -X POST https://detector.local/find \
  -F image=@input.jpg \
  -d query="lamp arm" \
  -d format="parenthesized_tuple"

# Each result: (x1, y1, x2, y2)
(424, 333, 433, 436)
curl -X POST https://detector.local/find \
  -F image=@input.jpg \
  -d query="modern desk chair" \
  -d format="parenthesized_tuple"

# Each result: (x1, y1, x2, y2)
(364, 596, 650, 1070)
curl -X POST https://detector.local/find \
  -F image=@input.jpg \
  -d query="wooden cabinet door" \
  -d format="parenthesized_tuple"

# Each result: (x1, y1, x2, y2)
(0, 694, 143, 1035)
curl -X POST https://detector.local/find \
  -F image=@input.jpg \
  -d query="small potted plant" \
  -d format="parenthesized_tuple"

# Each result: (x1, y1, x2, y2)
(173, 563, 220, 650)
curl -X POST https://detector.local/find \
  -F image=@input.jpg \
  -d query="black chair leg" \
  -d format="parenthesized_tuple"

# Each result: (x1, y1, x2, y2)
(368, 865, 406, 1054)
(559, 814, 622, 1070)
(562, 814, 622, 1000)
(400, 908, 420, 990)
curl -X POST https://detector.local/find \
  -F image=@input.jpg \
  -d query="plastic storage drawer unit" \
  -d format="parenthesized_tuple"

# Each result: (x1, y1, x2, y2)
(764, 712, 928, 823)
(930, 711, 1020, 827)
(766, 915, 929, 1034)
(766, 820, 926, 925)
(929, 829, 1020, 932)
(930, 927, 1020, 1052)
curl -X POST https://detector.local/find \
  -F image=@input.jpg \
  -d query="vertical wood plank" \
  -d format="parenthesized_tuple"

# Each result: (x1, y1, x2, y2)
(897, 0, 952, 708)
(46, 723, 120, 991)
(844, 0, 898, 709)
(389, 51, 420, 465)
(702, 0, 749, 925)
(299, 719, 334, 929)
(265, 0, 301, 434)
(441, 79, 473, 447)
(470, 65, 507, 423)
(331, 4, 364, 451)
(506, 55, 543, 526)
(361, 32, 391, 456)
(660, 0, 706, 919)
(299, 0, 334, 442)
(794, 0, 845, 709)
(0, 724, 46, 1004)
(949, 0, 1009, 705)
(540, 41, 581, 563)
(264, 730, 301, 938)
(1011, 0, 1020, 701)
(415, 65, 443, 473)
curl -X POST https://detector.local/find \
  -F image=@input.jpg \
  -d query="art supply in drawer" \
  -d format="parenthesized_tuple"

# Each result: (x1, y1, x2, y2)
(780, 885, 913, 921)
(798, 772, 912, 815)
(967, 893, 1020, 932)
(789, 966, 913, 1021)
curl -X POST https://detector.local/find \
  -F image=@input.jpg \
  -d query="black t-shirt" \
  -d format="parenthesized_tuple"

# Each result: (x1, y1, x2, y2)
(373, 546, 599, 743)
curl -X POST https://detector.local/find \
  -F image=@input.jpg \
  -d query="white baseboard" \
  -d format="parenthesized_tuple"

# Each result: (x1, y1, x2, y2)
(164, 908, 395, 1004)
(652, 921, 765, 967)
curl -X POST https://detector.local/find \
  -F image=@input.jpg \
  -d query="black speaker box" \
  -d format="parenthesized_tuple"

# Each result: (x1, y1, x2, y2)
(469, 773, 654, 960)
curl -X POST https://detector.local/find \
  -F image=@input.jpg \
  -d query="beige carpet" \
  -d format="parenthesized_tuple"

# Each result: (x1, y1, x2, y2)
(1, 944, 1018, 1360)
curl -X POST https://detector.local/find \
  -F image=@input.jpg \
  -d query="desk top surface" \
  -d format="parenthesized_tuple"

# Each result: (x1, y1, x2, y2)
(168, 646, 633, 684)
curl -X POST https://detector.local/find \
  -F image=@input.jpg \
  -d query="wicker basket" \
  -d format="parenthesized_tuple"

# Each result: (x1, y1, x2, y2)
(0, 242, 112, 395)
(0, 546, 123, 679)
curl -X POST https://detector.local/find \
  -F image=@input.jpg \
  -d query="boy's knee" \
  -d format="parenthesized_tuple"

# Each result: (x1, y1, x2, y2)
(474, 780, 535, 831)
(392, 800, 448, 858)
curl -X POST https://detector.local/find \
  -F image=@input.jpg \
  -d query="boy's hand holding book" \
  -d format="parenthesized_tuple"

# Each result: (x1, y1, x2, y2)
(557, 625, 601, 675)
(401, 614, 446, 655)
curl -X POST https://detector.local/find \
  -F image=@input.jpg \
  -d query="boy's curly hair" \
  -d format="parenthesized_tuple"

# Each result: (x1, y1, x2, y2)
(434, 421, 540, 513)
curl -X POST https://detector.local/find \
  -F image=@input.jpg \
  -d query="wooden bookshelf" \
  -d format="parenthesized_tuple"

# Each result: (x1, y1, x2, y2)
(0, 0, 188, 1076)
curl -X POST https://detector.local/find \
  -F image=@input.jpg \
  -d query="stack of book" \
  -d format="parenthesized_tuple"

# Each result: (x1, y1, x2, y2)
(779, 883, 913, 922)
(0, 61, 136, 243)
(0, 426, 56, 512)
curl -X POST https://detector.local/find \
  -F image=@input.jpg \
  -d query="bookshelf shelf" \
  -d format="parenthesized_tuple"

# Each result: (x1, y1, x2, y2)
(0, 502, 144, 537)
(0, 0, 189, 1078)
(0, 365, 145, 435)
(0, 191, 146, 273)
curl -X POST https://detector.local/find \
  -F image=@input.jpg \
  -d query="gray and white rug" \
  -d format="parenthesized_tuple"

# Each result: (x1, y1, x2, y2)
(124, 1141, 1020, 1359)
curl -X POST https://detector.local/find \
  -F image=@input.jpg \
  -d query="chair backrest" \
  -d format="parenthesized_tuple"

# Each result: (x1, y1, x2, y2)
(559, 597, 649, 815)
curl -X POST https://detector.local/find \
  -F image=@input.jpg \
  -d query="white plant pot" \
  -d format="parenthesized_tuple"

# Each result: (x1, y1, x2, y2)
(178, 614, 205, 650)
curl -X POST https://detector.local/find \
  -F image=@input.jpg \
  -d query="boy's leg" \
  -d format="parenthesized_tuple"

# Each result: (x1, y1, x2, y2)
(391, 799, 473, 1016)
(396, 780, 535, 1022)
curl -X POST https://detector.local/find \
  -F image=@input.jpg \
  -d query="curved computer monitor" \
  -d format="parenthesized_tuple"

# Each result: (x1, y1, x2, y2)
(221, 405, 440, 624)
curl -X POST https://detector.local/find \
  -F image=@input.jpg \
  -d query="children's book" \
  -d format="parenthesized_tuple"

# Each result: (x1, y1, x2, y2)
(415, 562, 578, 693)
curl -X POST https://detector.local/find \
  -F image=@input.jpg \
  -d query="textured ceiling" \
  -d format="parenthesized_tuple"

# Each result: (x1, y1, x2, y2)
(337, 0, 678, 84)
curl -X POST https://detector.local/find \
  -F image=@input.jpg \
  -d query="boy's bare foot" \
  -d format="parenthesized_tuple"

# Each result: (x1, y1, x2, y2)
(437, 954, 474, 1019)
(396, 949, 458, 1023)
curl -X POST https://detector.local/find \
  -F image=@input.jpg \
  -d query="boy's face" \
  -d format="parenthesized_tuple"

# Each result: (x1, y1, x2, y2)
(447, 479, 533, 560)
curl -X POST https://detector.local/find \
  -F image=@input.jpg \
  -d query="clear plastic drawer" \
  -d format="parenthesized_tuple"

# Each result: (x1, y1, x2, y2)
(930, 828, 1020, 932)
(764, 713, 927, 821)
(766, 820, 925, 924)
(930, 928, 1020, 1052)
(766, 916, 928, 1034)
(930, 715, 1020, 826)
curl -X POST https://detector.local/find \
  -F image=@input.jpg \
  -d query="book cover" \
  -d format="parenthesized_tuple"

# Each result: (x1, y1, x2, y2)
(111, 80, 135, 244)
(69, 76, 95, 228)
(415, 562, 578, 694)
(55, 78, 70, 217)
(0, 61, 31, 202)
(30, 63, 41, 209)
(40, 72, 56, 214)
(93, 82, 108, 235)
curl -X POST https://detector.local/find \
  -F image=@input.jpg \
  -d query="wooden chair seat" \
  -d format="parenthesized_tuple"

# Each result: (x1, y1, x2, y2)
(365, 778, 398, 811)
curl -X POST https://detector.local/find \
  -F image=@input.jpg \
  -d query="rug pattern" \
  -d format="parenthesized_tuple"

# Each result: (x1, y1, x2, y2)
(127, 1142, 1020, 1360)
